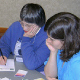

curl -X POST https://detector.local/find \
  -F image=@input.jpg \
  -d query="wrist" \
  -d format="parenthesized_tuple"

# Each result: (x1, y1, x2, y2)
(50, 50, 58, 56)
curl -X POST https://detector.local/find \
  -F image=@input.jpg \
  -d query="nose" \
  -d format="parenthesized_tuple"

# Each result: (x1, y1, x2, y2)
(22, 25, 28, 31)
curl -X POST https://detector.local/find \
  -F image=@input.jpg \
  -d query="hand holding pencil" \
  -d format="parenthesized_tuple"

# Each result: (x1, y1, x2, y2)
(0, 49, 7, 65)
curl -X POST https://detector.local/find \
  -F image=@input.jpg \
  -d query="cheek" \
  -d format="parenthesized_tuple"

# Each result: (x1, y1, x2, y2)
(52, 41, 63, 49)
(52, 42, 59, 47)
(57, 42, 63, 49)
(23, 27, 30, 31)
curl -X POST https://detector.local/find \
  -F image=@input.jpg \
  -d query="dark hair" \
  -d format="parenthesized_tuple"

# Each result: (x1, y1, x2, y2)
(20, 3, 46, 27)
(44, 12, 80, 62)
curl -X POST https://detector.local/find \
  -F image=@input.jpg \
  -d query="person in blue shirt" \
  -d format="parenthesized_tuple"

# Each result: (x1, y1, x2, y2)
(0, 3, 50, 72)
(44, 12, 80, 80)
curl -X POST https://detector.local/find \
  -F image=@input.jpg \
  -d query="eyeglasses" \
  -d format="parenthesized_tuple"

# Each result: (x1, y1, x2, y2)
(19, 20, 35, 28)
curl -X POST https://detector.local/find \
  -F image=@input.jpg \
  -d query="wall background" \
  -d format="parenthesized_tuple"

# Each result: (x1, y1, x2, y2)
(0, 0, 80, 28)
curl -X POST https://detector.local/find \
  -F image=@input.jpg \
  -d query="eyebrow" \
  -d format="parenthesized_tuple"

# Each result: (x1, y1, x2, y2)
(48, 35, 64, 41)
(48, 36, 55, 40)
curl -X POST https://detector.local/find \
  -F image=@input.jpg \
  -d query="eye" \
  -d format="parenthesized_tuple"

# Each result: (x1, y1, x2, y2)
(25, 24, 32, 27)
(26, 24, 31, 27)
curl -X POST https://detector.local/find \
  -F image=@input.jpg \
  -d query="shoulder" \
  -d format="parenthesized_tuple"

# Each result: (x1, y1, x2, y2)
(5, 21, 23, 36)
(70, 56, 80, 79)
(8, 21, 22, 31)
(37, 25, 47, 38)
(70, 51, 80, 63)
(9, 21, 21, 28)
(69, 51, 80, 73)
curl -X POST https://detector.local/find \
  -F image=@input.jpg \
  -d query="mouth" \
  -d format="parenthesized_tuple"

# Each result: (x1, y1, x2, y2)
(24, 31, 28, 33)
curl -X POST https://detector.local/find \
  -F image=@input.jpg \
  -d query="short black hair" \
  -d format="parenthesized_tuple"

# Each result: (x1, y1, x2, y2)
(20, 3, 46, 27)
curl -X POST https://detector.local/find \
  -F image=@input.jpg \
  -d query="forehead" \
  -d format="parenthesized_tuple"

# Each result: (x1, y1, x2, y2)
(21, 21, 36, 26)
(47, 34, 64, 42)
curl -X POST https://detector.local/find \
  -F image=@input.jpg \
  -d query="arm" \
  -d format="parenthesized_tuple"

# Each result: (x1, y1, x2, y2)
(0, 21, 20, 64)
(21, 36, 50, 70)
(0, 28, 11, 65)
(44, 38, 58, 79)
(0, 28, 12, 55)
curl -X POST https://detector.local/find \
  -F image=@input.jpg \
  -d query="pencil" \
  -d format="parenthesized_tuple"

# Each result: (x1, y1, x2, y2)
(0, 48, 6, 65)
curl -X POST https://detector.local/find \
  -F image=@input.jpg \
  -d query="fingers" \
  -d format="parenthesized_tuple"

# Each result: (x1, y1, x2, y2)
(23, 27, 39, 37)
(46, 39, 52, 48)
(46, 39, 58, 52)
(29, 27, 38, 34)
(0, 56, 7, 65)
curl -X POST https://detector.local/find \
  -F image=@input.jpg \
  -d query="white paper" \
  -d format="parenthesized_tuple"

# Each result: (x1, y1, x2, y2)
(0, 77, 11, 80)
(16, 55, 23, 62)
(0, 59, 15, 71)
(17, 70, 28, 75)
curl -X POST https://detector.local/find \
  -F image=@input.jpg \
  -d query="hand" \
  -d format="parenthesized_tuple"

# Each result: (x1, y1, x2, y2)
(47, 77, 58, 80)
(23, 25, 39, 38)
(46, 38, 58, 53)
(0, 56, 7, 65)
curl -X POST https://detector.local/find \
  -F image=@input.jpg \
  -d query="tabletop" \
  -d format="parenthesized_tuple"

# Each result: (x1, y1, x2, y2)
(0, 55, 47, 80)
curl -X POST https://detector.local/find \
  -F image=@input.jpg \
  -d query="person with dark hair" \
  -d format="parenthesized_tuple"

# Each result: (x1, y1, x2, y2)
(0, 3, 50, 72)
(44, 12, 80, 80)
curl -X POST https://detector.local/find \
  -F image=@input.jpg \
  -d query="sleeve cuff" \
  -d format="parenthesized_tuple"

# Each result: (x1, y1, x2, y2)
(22, 36, 31, 42)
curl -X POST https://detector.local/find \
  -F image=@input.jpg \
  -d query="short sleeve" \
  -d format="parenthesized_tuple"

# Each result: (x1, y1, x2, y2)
(44, 50, 61, 66)
(44, 57, 49, 65)
(57, 50, 62, 67)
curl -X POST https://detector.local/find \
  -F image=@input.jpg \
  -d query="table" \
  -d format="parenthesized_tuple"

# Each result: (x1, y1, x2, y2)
(0, 55, 47, 80)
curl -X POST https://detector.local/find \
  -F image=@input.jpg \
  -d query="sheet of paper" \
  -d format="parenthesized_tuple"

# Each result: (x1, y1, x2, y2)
(0, 59, 15, 71)
(16, 55, 23, 62)
(0, 77, 11, 80)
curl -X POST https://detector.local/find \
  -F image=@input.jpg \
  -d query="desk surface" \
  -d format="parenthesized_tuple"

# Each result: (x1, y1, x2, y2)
(0, 55, 47, 80)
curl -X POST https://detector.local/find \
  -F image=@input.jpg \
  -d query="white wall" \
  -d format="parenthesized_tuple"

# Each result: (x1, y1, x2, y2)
(0, 0, 80, 27)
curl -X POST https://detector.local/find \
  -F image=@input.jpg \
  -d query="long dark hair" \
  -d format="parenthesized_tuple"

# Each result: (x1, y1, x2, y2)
(44, 12, 80, 62)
